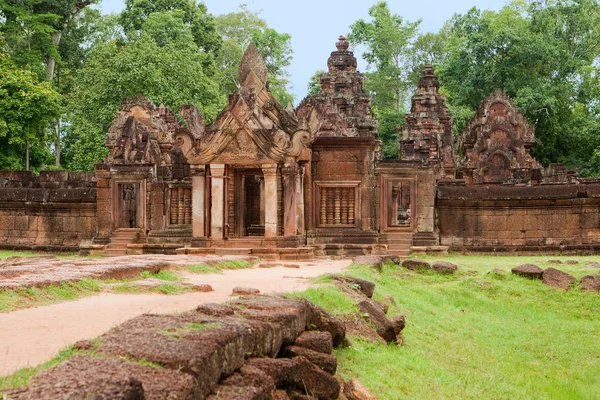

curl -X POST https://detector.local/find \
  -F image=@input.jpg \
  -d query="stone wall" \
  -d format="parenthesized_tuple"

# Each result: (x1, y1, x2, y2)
(437, 183, 600, 253)
(0, 171, 97, 251)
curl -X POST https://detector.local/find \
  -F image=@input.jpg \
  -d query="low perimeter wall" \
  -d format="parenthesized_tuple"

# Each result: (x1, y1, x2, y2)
(0, 171, 97, 251)
(437, 183, 600, 253)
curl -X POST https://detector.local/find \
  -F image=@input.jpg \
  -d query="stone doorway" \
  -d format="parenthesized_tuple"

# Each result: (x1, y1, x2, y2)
(390, 181, 412, 227)
(117, 182, 140, 229)
(235, 170, 265, 237)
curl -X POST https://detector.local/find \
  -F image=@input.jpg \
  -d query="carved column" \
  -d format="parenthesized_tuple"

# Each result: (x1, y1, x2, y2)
(296, 166, 305, 235)
(210, 164, 226, 239)
(282, 165, 298, 237)
(191, 166, 206, 238)
(262, 164, 278, 238)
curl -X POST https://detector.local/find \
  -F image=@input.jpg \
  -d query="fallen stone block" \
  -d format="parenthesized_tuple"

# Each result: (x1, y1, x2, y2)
(357, 299, 396, 344)
(283, 264, 301, 269)
(258, 263, 281, 269)
(580, 275, 600, 292)
(542, 268, 576, 290)
(331, 274, 376, 298)
(565, 260, 579, 265)
(208, 365, 276, 400)
(281, 345, 337, 374)
(511, 264, 544, 279)
(401, 259, 431, 271)
(352, 255, 383, 272)
(232, 287, 260, 295)
(246, 356, 340, 400)
(390, 315, 406, 336)
(431, 261, 457, 274)
(547, 259, 563, 264)
(297, 298, 346, 347)
(294, 331, 333, 355)
(343, 378, 378, 400)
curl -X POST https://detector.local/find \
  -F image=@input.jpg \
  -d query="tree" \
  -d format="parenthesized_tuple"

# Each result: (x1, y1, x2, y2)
(437, 0, 600, 173)
(215, 4, 293, 105)
(306, 70, 325, 97)
(63, 33, 224, 171)
(348, 1, 420, 158)
(0, 53, 61, 170)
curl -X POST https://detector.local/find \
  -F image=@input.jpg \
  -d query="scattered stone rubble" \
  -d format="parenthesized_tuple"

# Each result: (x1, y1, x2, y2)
(0, 254, 257, 289)
(2, 295, 376, 400)
(510, 263, 600, 292)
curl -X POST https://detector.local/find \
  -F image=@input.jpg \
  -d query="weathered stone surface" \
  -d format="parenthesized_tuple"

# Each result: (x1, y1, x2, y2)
(247, 356, 340, 400)
(542, 268, 576, 290)
(547, 259, 563, 264)
(297, 298, 346, 347)
(232, 287, 260, 295)
(382, 295, 396, 307)
(281, 345, 337, 374)
(431, 261, 458, 274)
(580, 275, 600, 292)
(401, 259, 431, 271)
(258, 263, 281, 269)
(352, 256, 383, 271)
(343, 378, 378, 400)
(283, 264, 301, 269)
(208, 365, 275, 400)
(390, 315, 406, 336)
(2, 354, 195, 400)
(331, 274, 376, 298)
(294, 331, 333, 355)
(357, 299, 396, 344)
(272, 389, 292, 400)
(565, 260, 579, 265)
(511, 264, 544, 279)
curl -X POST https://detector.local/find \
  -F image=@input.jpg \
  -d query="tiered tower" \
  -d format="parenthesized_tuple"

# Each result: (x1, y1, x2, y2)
(398, 65, 455, 177)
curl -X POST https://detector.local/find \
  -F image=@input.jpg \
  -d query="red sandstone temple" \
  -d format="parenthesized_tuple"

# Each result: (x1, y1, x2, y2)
(0, 37, 598, 257)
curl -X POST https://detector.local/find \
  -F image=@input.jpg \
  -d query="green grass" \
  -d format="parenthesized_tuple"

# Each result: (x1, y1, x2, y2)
(0, 347, 76, 390)
(296, 254, 600, 400)
(186, 259, 253, 274)
(140, 270, 180, 281)
(0, 278, 102, 312)
(161, 322, 221, 340)
(0, 250, 38, 259)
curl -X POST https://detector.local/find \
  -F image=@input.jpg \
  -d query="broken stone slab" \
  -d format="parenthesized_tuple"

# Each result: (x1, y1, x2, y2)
(390, 315, 406, 336)
(207, 365, 276, 400)
(331, 274, 376, 298)
(580, 275, 600, 292)
(431, 261, 458, 274)
(343, 378, 379, 400)
(542, 268, 576, 290)
(409, 246, 428, 255)
(283, 264, 301, 269)
(246, 356, 340, 400)
(293, 331, 333, 355)
(232, 287, 260, 295)
(1, 354, 195, 400)
(547, 259, 563, 264)
(258, 263, 282, 268)
(565, 260, 579, 265)
(511, 264, 544, 279)
(357, 299, 397, 344)
(281, 345, 337, 374)
(296, 298, 346, 347)
(426, 246, 449, 256)
(401, 259, 431, 271)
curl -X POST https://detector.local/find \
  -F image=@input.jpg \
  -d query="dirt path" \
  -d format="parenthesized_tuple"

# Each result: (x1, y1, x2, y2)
(0, 260, 350, 376)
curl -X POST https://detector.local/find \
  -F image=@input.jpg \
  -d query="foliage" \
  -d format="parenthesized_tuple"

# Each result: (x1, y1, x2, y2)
(306, 69, 325, 97)
(438, 0, 600, 173)
(63, 32, 224, 171)
(298, 254, 600, 399)
(0, 52, 61, 170)
(348, 1, 420, 159)
(214, 4, 294, 106)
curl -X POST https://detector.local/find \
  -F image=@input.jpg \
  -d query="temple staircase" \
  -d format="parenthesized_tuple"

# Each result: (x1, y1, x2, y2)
(104, 229, 143, 257)
(381, 231, 413, 257)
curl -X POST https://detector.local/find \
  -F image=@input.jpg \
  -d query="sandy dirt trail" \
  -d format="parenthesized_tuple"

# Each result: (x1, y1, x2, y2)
(0, 260, 350, 376)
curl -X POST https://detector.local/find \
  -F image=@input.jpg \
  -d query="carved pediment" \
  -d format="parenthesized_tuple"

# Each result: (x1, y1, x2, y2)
(175, 44, 311, 166)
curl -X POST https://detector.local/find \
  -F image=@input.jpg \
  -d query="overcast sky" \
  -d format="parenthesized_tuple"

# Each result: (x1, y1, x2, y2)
(99, 0, 509, 102)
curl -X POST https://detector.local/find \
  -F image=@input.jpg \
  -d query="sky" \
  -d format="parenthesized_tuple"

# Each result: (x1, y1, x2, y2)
(99, 0, 509, 102)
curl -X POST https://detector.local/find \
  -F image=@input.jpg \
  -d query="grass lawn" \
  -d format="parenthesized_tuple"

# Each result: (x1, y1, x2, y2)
(298, 254, 600, 400)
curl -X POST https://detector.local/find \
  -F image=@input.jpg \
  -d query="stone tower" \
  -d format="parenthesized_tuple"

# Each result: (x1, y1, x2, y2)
(398, 64, 455, 178)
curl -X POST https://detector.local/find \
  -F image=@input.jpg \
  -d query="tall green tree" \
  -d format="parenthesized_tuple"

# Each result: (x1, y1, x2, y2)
(437, 0, 600, 173)
(0, 52, 61, 170)
(349, 1, 420, 158)
(215, 4, 293, 105)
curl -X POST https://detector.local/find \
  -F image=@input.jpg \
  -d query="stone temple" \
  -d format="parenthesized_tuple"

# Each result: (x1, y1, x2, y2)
(1, 37, 599, 258)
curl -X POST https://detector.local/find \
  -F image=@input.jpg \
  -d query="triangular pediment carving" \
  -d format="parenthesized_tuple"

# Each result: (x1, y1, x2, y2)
(175, 44, 311, 165)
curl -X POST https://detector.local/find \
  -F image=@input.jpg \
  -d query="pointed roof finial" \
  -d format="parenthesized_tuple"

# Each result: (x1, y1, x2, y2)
(336, 35, 350, 52)
(238, 43, 268, 87)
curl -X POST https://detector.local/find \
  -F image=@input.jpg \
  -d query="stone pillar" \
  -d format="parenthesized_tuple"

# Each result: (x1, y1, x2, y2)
(282, 165, 298, 237)
(210, 164, 226, 240)
(95, 167, 112, 238)
(296, 166, 305, 235)
(191, 166, 206, 238)
(262, 164, 278, 238)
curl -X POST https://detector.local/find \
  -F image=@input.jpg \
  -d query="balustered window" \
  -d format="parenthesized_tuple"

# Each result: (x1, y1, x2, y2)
(316, 183, 359, 227)
(169, 187, 192, 225)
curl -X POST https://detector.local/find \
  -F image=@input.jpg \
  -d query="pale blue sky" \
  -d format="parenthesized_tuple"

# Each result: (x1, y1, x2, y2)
(99, 0, 509, 102)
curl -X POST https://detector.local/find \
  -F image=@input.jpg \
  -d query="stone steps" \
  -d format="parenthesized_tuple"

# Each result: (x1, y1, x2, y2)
(383, 232, 413, 257)
(104, 229, 142, 257)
